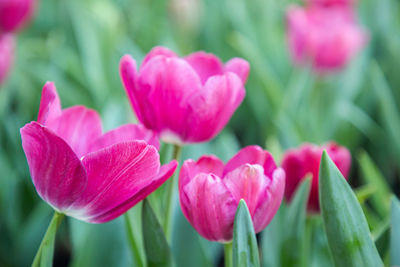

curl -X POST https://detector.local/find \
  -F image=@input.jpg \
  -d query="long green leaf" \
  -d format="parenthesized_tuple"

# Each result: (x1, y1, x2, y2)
(232, 199, 260, 267)
(391, 196, 400, 266)
(282, 177, 311, 267)
(319, 151, 383, 267)
(142, 199, 174, 267)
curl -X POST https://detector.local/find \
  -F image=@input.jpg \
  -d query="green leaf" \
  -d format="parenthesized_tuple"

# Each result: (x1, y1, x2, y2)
(232, 199, 260, 267)
(358, 151, 391, 217)
(282, 176, 311, 267)
(142, 199, 174, 267)
(319, 151, 383, 267)
(391, 196, 400, 266)
(125, 204, 145, 267)
(32, 212, 64, 267)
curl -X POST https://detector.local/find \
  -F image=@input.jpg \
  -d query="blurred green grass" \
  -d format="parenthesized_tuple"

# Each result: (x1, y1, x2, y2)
(0, 0, 399, 266)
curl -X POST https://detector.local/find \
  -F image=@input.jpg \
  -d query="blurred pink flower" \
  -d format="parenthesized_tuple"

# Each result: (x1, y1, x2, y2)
(20, 82, 177, 223)
(287, 5, 368, 72)
(0, 0, 36, 33)
(179, 146, 285, 242)
(307, 0, 356, 7)
(120, 46, 249, 145)
(282, 142, 351, 213)
(0, 33, 14, 85)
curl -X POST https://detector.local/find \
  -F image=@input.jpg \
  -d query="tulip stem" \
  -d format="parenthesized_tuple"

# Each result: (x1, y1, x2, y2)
(32, 211, 64, 267)
(224, 242, 233, 267)
(163, 144, 182, 242)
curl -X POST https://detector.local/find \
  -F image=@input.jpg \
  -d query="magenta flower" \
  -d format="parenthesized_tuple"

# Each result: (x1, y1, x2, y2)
(287, 5, 367, 72)
(282, 142, 351, 213)
(120, 46, 249, 145)
(0, 33, 14, 85)
(179, 146, 285, 242)
(0, 0, 36, 33)
(307, 0, 356, 7)
(20, 82, 177, 223)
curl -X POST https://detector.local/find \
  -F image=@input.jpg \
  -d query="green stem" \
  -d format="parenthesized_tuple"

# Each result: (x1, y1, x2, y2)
(32, 212, 64, 267)
(124, 213, 145, 267)
(163, 144, 182, 242)
(224, 242, 233, 267)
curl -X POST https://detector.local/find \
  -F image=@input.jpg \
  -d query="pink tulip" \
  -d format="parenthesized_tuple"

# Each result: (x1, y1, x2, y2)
(0, 33, 14, 85)
(307, 0, 356, 7)
(287, 5, 367, 72)
(0, 0, 36, 33)
(282, 142, 351, 212)
(179, 146, 285, 242)
(120, 46, 249, 145)
(20, 82, 177, 223)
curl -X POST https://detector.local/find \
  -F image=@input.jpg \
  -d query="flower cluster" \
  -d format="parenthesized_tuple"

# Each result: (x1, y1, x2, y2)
(0, 0, 36, 85)
(287, 0, 368, 72)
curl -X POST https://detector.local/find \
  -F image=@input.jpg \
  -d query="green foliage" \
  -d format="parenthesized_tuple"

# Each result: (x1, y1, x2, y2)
(391, 197, 400, 266)
(319, 151, 383, 267)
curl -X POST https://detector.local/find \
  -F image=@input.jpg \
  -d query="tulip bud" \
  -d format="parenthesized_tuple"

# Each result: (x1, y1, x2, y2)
(179, 146, 285, 242)
(0, 0, 36, 33)
(282, 142, 351, 213)
(0, 33, 14, 85)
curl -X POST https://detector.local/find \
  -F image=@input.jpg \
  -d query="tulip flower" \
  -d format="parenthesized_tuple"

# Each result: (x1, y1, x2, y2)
(0, 0, 36, 33)
(0, 33, 14, 85)
(286, 5, 367, 72)
(307, 0, 356, 7)
(179, 146, 285, 242)
(120, 46, 249, 145)
(282, 142, 351, 212)
(20, 82, 177, 223)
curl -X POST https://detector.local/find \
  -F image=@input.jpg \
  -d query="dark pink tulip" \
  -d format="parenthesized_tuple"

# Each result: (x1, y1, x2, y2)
(0, 33, 14, 85)
(20, 82, 177, 223)
(282, 142, 351, 213)
(0, 0, 36, 33)
(287, 5, 367, 72)
(120, 46, 249, 145)
(179, 146, 285, 242)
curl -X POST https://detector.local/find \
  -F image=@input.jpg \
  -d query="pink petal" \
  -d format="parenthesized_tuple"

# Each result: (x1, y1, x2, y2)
(179, 156, 225, 191)
(88, 124, 159, 153)
(185, 72, 245, 142)
(184, 51, 224, 84)
(20, 122, 87, 211)
(88, 160, 177, 223)
(222, 164, 268, 216)
(120, 55, 146, 124)
(0, 0, 36, 33)
(225, 58, 250, 83)
(37, 82, 62, 125)
(223, 145, 277, 177)
(45, 106, 103, 158)
(137, 56, 202, 137)
(180, 173, 237, 242)
(141, 46, 177, 67)
(67, 141, 161, 222)
(252, 168, 285, 233)
(0, 33, 14, 85)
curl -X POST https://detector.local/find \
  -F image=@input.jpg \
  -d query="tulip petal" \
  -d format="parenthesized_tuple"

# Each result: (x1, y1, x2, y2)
(180, 173, 237, 242)
(141, 46, 177, 67)
(20, 122, 87, 211)
(223, 164, 269, 216)
(67, 141, 161, 222)
(88, 160, 177, 223)
(252, 168, 285, 233)
(185, 72, 245, 142)
(225, 58, 250, 83)
(223, 145, 277, 177)
(45, 106, 103, 158)
(88, 123, 160, 153)
(179, 156, 224, 191)
(138, 56, 202, 137)
(37, 82, 62, 125)
(184, 51, 224, 84)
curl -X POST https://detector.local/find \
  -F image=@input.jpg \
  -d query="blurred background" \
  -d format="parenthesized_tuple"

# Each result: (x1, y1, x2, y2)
(0, 0, 399, 266)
